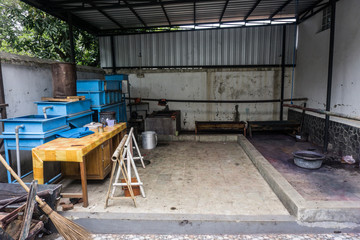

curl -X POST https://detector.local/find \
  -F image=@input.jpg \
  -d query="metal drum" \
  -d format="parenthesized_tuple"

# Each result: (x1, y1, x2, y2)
(52, 62, 77, 98)
(142, 131, 157, 150)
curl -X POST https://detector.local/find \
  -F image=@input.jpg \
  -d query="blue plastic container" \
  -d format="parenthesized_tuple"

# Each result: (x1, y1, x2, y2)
(1, 115, 68, 134)
(77, 79, 121, 91)
(35, 100, 91, 116)
(67, 110, 93, 128)
(0, 125, 70, 148)
(77, 91, 122, 107)
(105, 74, 128, 81)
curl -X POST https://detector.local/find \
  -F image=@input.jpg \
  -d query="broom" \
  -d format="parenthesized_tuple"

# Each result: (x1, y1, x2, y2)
(0, 155, 92, 240)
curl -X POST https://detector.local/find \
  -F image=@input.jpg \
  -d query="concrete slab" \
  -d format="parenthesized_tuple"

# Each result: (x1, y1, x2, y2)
(238, 135, 360, 224)
(60, 142, 288, 217)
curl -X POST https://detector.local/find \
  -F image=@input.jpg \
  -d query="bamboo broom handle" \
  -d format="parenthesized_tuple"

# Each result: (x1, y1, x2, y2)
(0, 155, 43, 204)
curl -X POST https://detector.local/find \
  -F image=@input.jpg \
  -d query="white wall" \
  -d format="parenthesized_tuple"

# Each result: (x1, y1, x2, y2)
(295, 0, 360, 119)
(127, 68, 293, 130)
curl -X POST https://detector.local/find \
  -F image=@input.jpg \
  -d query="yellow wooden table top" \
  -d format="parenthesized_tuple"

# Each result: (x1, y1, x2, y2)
(32, 123, 126, 163)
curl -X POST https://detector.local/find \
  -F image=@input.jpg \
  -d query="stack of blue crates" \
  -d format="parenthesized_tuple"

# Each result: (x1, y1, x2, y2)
(76, 74, 128, 123)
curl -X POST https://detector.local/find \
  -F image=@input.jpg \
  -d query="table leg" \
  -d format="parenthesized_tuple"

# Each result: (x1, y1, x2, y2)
(79, 158, 88, 207)
(32, 151, 44, 185)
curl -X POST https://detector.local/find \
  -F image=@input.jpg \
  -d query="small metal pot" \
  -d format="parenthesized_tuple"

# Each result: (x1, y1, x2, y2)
(293, 150, 325, 169)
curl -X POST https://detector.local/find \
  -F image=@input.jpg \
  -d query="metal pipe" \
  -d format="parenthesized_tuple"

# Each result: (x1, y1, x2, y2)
(42, 106, 53, 119)
(128, 97, 307, 104)
(111, 36, 116, 74)
(324, 0, 336, 153)
(68, 13, 76, 64)
(15, 125, 24, 177)
(283, 104, 360, 122)
(112, 134, 128, 161)
(280, 24, 286, 121)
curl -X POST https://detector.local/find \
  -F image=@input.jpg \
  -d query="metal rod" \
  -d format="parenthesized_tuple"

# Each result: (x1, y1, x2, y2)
(324, 0, 336, 153)
(15, 125, 25, 177)
(111, 36, 116, 74)
(0, 59, 7, 119)
(68, 13, 76, 64)
(280, 25, 286, 121)
(283, 104, 360, 122)
(103, 64, 295, 69)
(128, 97, 307, 104)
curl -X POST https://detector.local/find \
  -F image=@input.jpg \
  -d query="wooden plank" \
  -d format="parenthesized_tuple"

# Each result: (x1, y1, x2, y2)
(41, 97, 79, 102)
(195, 121, 246, 133)
(67, 96, 86, 100)
(19, 181, 37, 240)
(60, 193, 83, 198)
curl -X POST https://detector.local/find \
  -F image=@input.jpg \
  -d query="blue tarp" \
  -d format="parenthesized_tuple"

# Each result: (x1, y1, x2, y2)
(56, 127, 94, 138)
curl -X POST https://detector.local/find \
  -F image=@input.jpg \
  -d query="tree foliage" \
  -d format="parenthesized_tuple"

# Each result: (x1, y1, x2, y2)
(0, 0, 99, 66)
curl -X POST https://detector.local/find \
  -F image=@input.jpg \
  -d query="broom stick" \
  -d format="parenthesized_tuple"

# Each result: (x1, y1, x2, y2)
(0, 155, 92, 240)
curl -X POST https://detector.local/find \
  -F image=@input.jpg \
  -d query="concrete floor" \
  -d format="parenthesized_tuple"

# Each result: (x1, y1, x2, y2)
(60, 141, 289, 216)
(250, 134, 360, 201)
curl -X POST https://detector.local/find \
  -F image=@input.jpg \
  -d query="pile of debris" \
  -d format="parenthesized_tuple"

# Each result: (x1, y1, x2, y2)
(0, 181, 53, 239)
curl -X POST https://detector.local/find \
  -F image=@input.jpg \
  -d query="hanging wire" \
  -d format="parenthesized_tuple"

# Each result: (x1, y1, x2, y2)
(290, 0, 299, 104)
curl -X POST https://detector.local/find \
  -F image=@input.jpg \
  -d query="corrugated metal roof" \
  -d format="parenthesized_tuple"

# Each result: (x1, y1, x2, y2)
(21, 0, 324, 35)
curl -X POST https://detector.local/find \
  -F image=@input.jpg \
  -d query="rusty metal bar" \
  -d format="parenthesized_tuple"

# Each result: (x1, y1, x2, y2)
(283, 104, 360, 122)
(129, 97, 307, 104)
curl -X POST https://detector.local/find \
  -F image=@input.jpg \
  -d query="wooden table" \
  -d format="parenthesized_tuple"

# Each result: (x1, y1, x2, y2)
(32, 123, 127, 207)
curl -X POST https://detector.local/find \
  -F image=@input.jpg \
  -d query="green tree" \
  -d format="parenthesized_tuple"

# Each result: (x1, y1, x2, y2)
(0, 0, 99, 66)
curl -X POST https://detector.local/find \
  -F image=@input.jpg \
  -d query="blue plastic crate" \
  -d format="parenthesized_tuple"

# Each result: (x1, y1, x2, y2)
(77, 91, 122, 107)
(77, 79, 121, 91)
(105, 74, 128, 81)
(1, 115, 68, 134)
(67, 110, 93, 128)
(35, 100, 91, 116)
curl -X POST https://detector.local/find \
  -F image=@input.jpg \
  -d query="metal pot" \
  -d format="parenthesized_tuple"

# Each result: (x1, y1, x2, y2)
(293, 150, 325, 169)
(142, 131, 157, 150)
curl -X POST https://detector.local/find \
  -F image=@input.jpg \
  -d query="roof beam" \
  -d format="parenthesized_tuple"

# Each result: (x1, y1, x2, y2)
(21, 0, 99, 35)
(193, 0, 196, 26)
(88, 1, 124, 29)
(244, 0, 262, 20)
(269, 0, 292, 19)
(122, 0, 147, 27)
(99, 17, 293, 35)
(219, 0, 230, 23)
(299, 0, 324, 19)
(48, 0, 228, 12)
(159, 0, 171, 26)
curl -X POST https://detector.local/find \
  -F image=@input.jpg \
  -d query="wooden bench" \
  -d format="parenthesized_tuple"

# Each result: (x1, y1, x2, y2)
(195, 121, 247, 136)
(247, 121, 300, 138)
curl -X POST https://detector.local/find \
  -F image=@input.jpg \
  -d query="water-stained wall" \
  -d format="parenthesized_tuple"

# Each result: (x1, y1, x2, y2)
(123, 67, 293, 130)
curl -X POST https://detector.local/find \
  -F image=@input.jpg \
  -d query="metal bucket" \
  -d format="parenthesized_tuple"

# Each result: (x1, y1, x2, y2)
(100, 111, 116, 123)
(51, 62, 77, 98)
(293, 150, 325, 169)
(142, 131, 157, 150)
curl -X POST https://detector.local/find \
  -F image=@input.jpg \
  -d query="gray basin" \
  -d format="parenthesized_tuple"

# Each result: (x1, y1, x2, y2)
(293, 150, 325, 169)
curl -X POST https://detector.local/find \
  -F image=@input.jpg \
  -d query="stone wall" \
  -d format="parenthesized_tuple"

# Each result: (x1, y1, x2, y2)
(288, 109, 360, 162)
